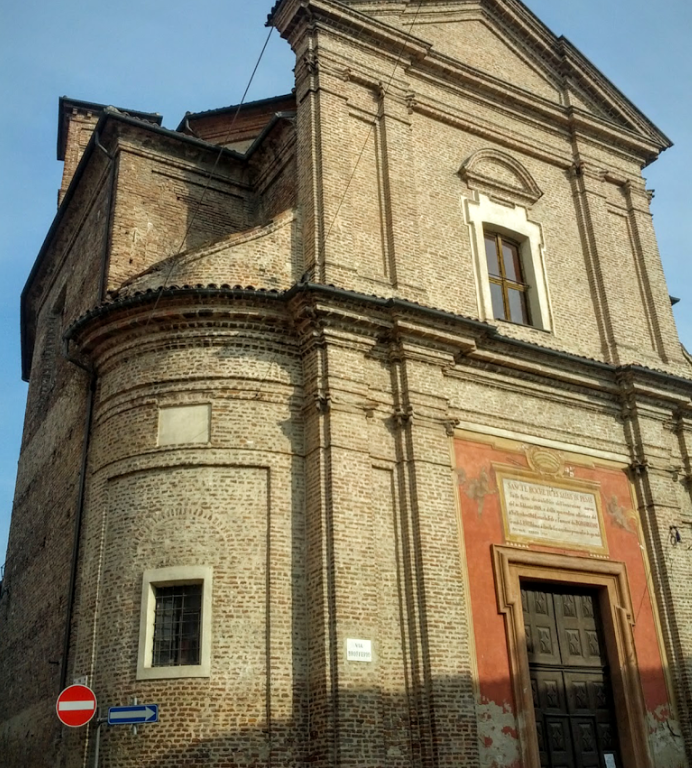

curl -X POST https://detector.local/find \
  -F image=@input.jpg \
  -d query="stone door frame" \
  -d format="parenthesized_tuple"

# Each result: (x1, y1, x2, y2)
(492, 545, 652, 768)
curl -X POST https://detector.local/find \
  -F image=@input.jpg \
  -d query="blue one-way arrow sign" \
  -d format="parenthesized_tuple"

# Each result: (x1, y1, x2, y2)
(108, 705, 159, 725)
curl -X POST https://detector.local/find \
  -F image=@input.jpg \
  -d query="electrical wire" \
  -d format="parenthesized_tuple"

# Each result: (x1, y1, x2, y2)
(146, 0, 425, 315)
(145, 24, 275, 322)
(144, 0, 424, 321)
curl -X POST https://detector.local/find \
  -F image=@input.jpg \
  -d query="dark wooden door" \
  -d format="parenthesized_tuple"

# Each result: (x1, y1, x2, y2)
(522, 585, 620, 768)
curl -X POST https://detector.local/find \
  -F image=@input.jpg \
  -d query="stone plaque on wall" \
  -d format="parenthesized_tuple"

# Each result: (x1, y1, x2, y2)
(496, 469, 607, 553)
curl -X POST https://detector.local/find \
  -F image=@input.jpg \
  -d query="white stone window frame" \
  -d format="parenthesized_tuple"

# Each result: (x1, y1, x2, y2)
(137, 565, 213, 680)
(464, 192, 553, 332)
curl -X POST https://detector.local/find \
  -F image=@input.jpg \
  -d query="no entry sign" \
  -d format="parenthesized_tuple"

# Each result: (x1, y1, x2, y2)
(56, 684, 97, 728)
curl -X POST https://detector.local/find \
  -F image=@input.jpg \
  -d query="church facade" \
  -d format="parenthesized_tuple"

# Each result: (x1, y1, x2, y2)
(1, 1, 691, 767)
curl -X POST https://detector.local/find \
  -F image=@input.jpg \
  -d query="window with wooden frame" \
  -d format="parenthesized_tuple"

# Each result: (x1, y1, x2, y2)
(484, 231, 531, 325)
(464, 191, 551, 331)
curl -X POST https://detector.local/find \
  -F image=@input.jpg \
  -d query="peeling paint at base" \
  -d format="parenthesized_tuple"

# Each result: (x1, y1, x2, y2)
(477, 697, 522, 768)
(647, 707, 685, 768)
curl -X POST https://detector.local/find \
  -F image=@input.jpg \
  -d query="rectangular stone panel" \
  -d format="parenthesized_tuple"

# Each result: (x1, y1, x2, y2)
(496, 469, 607, 553)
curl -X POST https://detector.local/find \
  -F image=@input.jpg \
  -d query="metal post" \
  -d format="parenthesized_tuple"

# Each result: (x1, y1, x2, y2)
(92, 717, 103, 768)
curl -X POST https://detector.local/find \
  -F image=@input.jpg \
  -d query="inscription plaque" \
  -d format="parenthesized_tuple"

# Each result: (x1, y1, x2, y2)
(498, 474, 606, 552)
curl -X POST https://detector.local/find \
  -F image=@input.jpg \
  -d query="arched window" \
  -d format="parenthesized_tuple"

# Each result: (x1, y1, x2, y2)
(460, 150, 552, 332)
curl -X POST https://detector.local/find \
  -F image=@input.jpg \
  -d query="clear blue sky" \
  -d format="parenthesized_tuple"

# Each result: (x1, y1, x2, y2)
(1, 0, 691, 564)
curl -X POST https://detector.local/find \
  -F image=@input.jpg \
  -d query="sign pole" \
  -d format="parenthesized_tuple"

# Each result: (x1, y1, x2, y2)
(92, 715, 102, 768)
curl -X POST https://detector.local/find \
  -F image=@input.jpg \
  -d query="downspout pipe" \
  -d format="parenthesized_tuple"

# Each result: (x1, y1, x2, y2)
(58, 133, 115, 691)
(94, 130, 116, 302)
(58, 356, 95, 691)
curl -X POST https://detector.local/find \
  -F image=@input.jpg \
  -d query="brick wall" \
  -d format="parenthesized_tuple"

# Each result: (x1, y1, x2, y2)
(0, 136, 110, 766)
(1, 1, 691, 767)
(183, 94, 296, 151)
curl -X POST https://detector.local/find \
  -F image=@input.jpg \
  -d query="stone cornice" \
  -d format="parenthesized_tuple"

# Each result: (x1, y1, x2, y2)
(408, 48, 663, 163)
(65, 282, 692, 403)
(270, 0, 670, 163)
(556, 37, 670, 149)
(270, 0, 432, 61)
(338, 1, 668, 154)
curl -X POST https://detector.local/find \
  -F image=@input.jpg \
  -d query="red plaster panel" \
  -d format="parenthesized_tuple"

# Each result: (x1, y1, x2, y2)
(454, 434, 672, 720)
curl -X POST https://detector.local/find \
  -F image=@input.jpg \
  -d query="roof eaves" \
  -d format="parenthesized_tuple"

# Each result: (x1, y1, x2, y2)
(22, 110, 249, 380)
(105, 109, 248, 159)
(57, 96, 163, 161)
(266, 0, 284, 26)
(175, 93, 296, 132)
(243, 111, 296, 159)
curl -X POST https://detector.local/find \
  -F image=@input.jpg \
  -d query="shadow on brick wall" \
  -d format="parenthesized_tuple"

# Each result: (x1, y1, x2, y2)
(76, 666, 688, 768)
(0, 664, 689, 766)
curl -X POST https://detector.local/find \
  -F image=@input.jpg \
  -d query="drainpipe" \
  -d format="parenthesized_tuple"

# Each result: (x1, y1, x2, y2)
(58, 131, 114, 690)
(94, 130, 117, 302)
(58, 356, 95, 691)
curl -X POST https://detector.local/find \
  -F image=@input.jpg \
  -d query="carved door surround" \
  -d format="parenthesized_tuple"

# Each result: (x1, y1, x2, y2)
(492, 546, 651, 768)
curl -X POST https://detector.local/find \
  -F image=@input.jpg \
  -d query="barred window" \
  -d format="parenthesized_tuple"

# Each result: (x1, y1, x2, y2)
(137, 565, 212, 680)
(152, 584, 202, 667)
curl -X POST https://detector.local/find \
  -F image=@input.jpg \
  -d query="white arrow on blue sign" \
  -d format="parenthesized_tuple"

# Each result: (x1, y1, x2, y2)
(108, 705, 159, 725)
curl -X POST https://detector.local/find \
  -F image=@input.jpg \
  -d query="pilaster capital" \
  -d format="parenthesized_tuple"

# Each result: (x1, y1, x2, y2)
(569, 161, 608, 186)
(444, 419, 461, 437)
(392, 405, 413, 427)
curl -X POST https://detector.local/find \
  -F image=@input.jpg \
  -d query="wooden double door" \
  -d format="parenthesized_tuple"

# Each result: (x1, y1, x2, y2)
(521, 584, 621, 768)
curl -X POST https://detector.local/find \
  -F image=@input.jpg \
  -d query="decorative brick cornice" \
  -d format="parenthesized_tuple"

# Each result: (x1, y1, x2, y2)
(271, 0, 670, 163)
(270, 0, 431, 60)
(65, 282, 692, 399)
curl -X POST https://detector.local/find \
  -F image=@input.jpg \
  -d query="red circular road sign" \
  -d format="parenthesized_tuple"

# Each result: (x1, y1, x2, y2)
(56, 684, 97, 728)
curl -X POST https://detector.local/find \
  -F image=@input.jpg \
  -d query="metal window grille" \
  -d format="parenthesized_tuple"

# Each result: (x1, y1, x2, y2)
(152, 584, 202, 667)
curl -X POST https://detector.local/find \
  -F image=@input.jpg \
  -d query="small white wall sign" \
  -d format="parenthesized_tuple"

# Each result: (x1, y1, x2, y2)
(346, 638, 372, 662)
